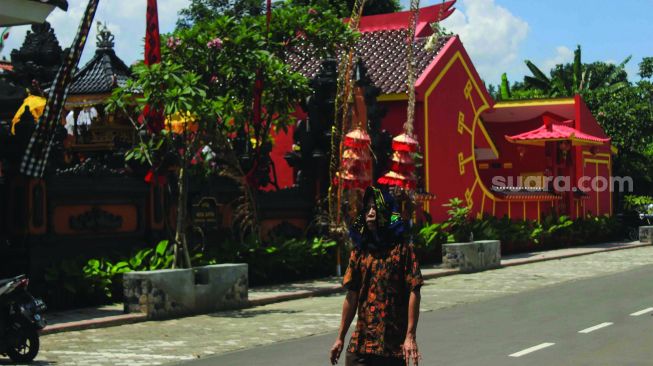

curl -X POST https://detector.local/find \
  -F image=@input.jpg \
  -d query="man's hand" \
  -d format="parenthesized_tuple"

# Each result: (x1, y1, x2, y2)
(330, 338, 344, 365)
(403, 334, 421, 366)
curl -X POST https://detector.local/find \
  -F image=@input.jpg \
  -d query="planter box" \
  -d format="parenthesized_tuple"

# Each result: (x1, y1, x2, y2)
(640, 226, 653, 244)
(442, 240, 501, 273)
(123, 264, 248, 319)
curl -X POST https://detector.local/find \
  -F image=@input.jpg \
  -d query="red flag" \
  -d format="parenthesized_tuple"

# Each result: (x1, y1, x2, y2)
(142, 0, 164, 133)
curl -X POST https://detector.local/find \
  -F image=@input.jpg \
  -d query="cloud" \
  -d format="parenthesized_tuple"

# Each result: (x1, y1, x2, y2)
(1, 0, 190, 66)
(440, 0, 529, 85)
(540, 46, 574, 73)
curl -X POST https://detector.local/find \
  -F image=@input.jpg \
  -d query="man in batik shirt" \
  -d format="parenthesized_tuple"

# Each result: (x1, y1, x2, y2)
(330, 186, 424, 366)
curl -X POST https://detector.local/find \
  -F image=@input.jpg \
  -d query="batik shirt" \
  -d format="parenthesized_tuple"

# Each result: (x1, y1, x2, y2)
(343, 242, 424, 358)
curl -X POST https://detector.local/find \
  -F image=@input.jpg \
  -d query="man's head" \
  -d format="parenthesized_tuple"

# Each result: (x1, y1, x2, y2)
(365, 196, 377, 231)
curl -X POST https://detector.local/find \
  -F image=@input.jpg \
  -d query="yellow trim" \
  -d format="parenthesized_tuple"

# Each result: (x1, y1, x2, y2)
(423, 50, 501, 215)
(492, 200, 496, 216)
(576, 199, 580, 218)
(376, 93, 408, 102)
(503, 163, 513, 169)
(479, 163, 489, 170)
(457, 112, 471, 135)
(537, 201, 541, 223)
(595, 163, 600, 214)
(493, 98, 575, 108)
(477, 117, 500, 158)
(458, 153, 474, 174)
(523, 201, 527, 220)
(508, 137, 606, 146)
(584, 159, 609, 165)
(582, 151, 611, 158)
(480, 195, 486, 215)
(508, 201, 511, 219)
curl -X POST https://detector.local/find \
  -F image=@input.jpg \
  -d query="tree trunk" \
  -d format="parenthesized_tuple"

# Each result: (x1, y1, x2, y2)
(173, 165, 193, 269)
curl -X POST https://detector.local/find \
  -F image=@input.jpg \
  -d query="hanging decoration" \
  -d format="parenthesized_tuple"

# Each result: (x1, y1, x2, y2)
(327, 0, 367, 276)
(338, 127, 372, 189)
(377, 0, 421, 190)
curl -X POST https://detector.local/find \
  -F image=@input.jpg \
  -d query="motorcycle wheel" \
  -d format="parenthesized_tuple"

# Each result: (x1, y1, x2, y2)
(6, 320, 40, 363)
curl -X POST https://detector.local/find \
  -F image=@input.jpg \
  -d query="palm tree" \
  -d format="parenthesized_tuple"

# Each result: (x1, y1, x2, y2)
(524, 45, 631, 97)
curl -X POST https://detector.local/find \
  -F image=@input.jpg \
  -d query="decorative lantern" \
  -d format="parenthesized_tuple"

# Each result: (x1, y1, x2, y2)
(338, 128, 372, 189)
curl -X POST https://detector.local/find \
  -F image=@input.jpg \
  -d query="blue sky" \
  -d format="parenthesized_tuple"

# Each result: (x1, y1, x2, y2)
(2, 0, 652, 87)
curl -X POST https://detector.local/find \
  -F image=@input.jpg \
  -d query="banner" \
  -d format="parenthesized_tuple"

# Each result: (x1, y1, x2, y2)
(20, 0, 100, 177)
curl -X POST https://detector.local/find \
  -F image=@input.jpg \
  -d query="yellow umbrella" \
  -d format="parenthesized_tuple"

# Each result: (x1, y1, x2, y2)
(11, 94, 46, 135)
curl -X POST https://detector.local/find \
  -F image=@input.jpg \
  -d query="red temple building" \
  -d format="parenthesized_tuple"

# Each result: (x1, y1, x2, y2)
(274, 1, 615, 223)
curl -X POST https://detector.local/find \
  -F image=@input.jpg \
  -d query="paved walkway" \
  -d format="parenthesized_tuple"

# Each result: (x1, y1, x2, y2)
(18, 241, 653, 366)
(43, 240, 647, 335)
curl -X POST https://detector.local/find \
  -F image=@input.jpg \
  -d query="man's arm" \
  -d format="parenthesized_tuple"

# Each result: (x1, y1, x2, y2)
(330, 290, 359, 365)
(404, 289, 421, 365)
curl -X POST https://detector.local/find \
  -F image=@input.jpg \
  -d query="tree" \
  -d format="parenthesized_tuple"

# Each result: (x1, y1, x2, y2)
(109, 3, 356, 266)
(582, 59, 653, 195)
(288, 0, 401, 17)
(523, 45, 631, 97)
(177, 0, 264, 28)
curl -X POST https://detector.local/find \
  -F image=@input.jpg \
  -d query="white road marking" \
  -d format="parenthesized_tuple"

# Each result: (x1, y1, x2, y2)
(578, 322, 613, 334)
(630, 307, 653, 316)
(509, 342, 555, 357)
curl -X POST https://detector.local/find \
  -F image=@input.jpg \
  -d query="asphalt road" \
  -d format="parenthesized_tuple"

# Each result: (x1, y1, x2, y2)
(179, 264, 653, 366)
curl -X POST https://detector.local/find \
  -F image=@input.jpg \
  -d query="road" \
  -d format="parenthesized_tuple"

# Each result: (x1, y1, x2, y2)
(13, 245, 653, 366)
(182, 264, 653, 366)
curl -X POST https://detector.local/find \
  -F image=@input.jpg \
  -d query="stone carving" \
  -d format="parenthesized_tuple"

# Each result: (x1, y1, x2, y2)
(69, 206, 123, 232)
(96, 22, 115, 50)
(9, 22, 63, 88)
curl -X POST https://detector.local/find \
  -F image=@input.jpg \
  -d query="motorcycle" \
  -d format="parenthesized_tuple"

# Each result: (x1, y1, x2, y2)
(0, 275, 47, 363)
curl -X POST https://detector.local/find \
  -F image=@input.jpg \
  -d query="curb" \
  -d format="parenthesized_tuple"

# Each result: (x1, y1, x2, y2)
(41, 313, 147, 335)
(501, 242, 650, 268)
(43, 241, 649, 335)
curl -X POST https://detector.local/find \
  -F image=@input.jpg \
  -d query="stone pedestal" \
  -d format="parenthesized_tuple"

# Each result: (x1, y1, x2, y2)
(442, 240, 501, 273)
(639, 226, 653, 244)
(123, 264, 248, 319)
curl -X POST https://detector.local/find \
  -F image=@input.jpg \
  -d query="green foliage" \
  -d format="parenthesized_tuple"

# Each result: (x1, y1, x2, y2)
(624, 195, 653, 213)
(177, 0, 265, 28)
(207, 236, 338, 285)
(443, 198, 472, 242)
(500, 73, 511, 100)
(288, 0, 401, 18)
(640, 57, 653, 79)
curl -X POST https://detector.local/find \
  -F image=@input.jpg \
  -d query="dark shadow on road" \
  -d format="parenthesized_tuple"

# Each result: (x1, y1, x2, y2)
(0, 360, 57, 365)
(208, 309, 301, 319)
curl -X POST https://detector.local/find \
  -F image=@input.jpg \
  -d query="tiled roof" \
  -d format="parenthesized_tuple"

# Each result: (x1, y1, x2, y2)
(68, 48, 131, 95)
(287, 31, 450, 95)
(505, 121, 611, 146)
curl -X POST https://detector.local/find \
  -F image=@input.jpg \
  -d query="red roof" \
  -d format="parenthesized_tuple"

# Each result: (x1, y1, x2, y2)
(505, 114, 610, 146)
(347, 1, 456, 36)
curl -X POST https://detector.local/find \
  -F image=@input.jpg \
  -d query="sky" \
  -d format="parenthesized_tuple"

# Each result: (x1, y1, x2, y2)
(1, 0, 652, 87)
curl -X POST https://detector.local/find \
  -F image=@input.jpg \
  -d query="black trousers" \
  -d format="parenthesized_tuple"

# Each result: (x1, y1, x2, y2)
(345, 352, 404, 366)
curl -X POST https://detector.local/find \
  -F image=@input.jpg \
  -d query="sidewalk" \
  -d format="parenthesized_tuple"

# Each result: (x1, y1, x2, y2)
(42, 240, 647, 335)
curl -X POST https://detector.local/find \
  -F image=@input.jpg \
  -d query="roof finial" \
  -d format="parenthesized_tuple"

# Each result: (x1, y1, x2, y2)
(96, 21, 114, 50)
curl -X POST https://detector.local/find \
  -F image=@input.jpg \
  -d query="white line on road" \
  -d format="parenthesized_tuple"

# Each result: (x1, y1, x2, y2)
(630, 307, 653, 316)
(509, 343, 555, 357)
(578, 322, 613, 334)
